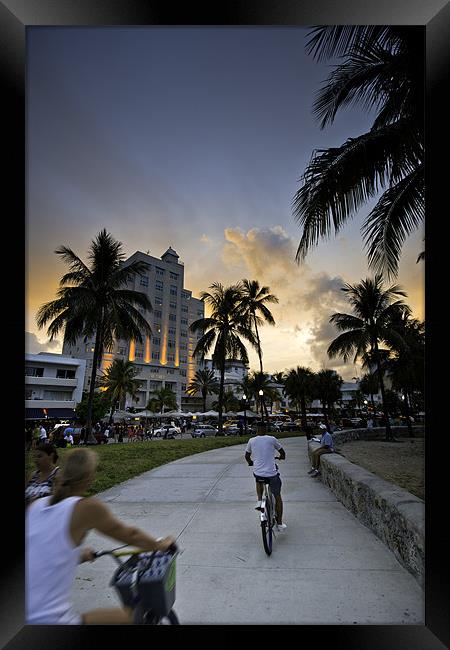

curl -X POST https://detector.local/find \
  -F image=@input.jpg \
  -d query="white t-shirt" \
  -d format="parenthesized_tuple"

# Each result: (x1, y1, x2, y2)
(39, 427, 47, 440)
(245, 435, 282, 477)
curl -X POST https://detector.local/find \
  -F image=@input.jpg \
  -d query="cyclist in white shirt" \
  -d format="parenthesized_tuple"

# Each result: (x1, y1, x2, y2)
(245, 422, 287, 532)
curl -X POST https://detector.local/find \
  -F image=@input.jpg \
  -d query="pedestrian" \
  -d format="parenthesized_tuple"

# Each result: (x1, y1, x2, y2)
(26, 448, 176, 624)
(308, 425, 334, 477)
(245, 421, 287, 532)
(25, 443, 60, 506)
(39, 423, 48, 442)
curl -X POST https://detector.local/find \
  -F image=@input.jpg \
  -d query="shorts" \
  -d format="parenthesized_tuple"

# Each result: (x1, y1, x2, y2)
(253, 473, 282, 496)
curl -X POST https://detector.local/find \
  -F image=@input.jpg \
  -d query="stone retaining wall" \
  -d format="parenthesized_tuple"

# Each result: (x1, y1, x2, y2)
(308, 427, 424, 587)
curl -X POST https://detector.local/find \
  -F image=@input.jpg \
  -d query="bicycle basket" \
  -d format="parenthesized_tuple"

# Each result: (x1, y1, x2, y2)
(111, 551, 177, 616)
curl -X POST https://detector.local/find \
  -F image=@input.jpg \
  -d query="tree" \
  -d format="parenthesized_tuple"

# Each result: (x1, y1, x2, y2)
(212, 390, 240, 414)
(327, 274, 409, 440)
(294, 26, 424, 279)
(240, 279, 278, 373)
(283, 367, 315, 430)
(36, 230, 153, 444)
(242, 371, 280, 420)
(97, 359, 141, 424)
(359, 372, 379, 414)
(386, 313, 424, 436)
(146, 387, 178, 415)
(190, 283, 256, 433)
(186, 369, 219, 412)
(75, 391, 110, 427)
(313, 370, 343, 430)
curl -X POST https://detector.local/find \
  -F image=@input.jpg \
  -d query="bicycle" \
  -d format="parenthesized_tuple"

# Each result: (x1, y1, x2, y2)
(93, 542, 180, 624)
(257, 457, 283, 556)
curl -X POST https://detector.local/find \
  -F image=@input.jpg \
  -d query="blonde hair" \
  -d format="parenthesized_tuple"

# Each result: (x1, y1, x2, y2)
(50, 448, 98, 505)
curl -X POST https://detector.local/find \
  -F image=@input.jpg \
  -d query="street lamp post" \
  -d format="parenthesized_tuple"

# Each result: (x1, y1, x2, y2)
(258, 389, 264, 422)
(242, 394, 247, 435)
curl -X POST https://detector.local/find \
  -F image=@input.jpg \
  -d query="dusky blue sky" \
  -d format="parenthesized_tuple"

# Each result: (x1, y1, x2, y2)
(26, 26, 424, 378)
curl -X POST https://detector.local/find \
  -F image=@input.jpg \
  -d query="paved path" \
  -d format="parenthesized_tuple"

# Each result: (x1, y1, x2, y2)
(71, 437, 424, 624)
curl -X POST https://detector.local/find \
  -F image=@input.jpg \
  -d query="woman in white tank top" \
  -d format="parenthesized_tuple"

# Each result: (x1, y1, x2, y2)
(26, 448, 176, 625)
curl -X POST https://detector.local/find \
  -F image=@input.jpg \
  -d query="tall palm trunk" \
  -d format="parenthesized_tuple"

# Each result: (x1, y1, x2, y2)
(85, 314, 104, 444)
(202, 388, 207, 413)
(370, 390, 376, 415)
(253, 314, 263, 374)
(373, 341, 393, 441)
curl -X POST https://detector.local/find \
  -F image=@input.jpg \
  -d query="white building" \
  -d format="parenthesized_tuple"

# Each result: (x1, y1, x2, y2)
(62, 247, 204, 410)
(25, 353, 86, 421)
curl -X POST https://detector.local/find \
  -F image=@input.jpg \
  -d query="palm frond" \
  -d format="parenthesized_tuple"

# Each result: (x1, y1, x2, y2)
(362, 164, 424, 278)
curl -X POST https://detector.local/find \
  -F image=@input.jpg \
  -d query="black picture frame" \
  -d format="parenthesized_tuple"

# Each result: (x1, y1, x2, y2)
(4, 0, 448, 646)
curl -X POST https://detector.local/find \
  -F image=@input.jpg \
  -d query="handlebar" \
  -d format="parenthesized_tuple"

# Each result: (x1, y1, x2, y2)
(93, 541, 179, 560)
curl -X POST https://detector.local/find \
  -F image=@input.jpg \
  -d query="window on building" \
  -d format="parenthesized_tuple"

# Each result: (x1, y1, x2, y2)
(180, 330, 187, 338)
(151, 368, 160, 374)
(135, 351, 143, 359)
(180, 343, 187, 350)
(155, 324, 161, 333)
(182, 291, 190, 300)
(139, 275, 149, 287)
(166, 369, 174, 375)
(181, 306, 188, 313)
(25, 389, 33, 399)
(155, 281, 163, 291)
(167, 340, 175, 349)
(169, 314, 177, 322)
(168, 327, 176, 335)
(170, 272, 178, 280)
(165, 381, 176, 390)
(154, 310, 162, 319)
(181, 318, 188, 325)
(43, 390, 73, 401)
(170, 285, 178, 296)
(56, 369, 76, 379)
(25, 366, 44, 377)
(167, 354, 175, 363)
(180, 356, 187, 364)
(150, 381, 162, 390)
(181, 384, 186, 391)
(170, 301, 177, 310)
(156, 267, 165, 276)
(152, 337, 160, 346)
(152, 352, 160, 360)
(155, 297, 163, 306)
(180, 369, 187, 377)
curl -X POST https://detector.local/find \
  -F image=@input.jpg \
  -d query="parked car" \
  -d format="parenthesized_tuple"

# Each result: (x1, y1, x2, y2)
(224, 425, 241, 436)
(280, 422, 298, 432)
(191, 424, 219, 438)
(152, 425, 181, 439)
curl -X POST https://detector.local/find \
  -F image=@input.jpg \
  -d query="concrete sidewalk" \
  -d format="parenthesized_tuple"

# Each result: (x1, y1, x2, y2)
(70, 437, 424, 624)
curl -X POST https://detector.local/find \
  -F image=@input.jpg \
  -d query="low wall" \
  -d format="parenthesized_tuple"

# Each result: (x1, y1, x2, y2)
(308, 427, 424, 587)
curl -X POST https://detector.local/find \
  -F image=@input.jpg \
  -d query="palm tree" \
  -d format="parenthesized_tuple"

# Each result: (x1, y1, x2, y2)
(313, 369, 343, 430)
(386, 312, 424, 436)
(147, 386, 178, 415)
(186, 369, 219, 413)
(283, 366, 315, 430)
(97, 359, 141, 424)
(212, 389, 240, 414)
(240, 279, 279, 373)
(294, 26, 424, 279)
(327, 275, 409, 440)
(359, 372, 379, 415)
(243, 371, 280, 421)
(190, 283, 255, 433)
(36, 230, 152, 443)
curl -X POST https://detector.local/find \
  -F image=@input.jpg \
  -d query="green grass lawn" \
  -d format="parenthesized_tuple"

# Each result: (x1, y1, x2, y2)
(26, 431, 305, 496)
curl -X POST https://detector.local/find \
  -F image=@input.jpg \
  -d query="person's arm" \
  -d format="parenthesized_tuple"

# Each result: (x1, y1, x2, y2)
(278, 447, 286, 460)
(73, 498, 175, 552)
(245, 451, 253, 466)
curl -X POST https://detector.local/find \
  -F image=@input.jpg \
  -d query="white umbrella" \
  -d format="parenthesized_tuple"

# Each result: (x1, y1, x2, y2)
(135, 410, 158, 418)
(236, 409, 259, 417)
(202, 410, 219, 417)
(224, 411, 237, 417)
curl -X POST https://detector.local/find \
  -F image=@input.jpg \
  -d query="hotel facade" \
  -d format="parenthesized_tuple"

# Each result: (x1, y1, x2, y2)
(62, 247, 204, 410)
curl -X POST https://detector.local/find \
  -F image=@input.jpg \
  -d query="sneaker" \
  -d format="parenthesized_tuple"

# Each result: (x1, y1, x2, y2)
(307, 468, 316, 475)
(276, 523, 287, 532)
(255, 501, 263, 511)
(310, 469, 319, 477)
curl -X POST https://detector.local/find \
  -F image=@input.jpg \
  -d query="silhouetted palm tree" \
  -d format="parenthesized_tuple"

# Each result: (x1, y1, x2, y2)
(240, 279, 278, 373)
(147, 386, 178, 415)
(36, 230, 152, 443)
(186, 369, 219, 413)
(242, 371, 280, 421)
(313, 369, 343, 430)
(190, 283, 255, 433)
(294, 26, 424, 278)
(327, 274, 408, 440)
(283, 367, 315, 430)
(359, 372, 379, 415)
(97, 359, 141, 424)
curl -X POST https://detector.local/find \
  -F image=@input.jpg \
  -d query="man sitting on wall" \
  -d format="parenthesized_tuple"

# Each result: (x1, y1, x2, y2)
(308, 425, 334, 477)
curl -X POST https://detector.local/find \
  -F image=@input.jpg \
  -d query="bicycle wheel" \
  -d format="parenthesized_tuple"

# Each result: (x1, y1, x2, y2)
(261, 497, 273, 556)
(161, 609, 180, 625)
